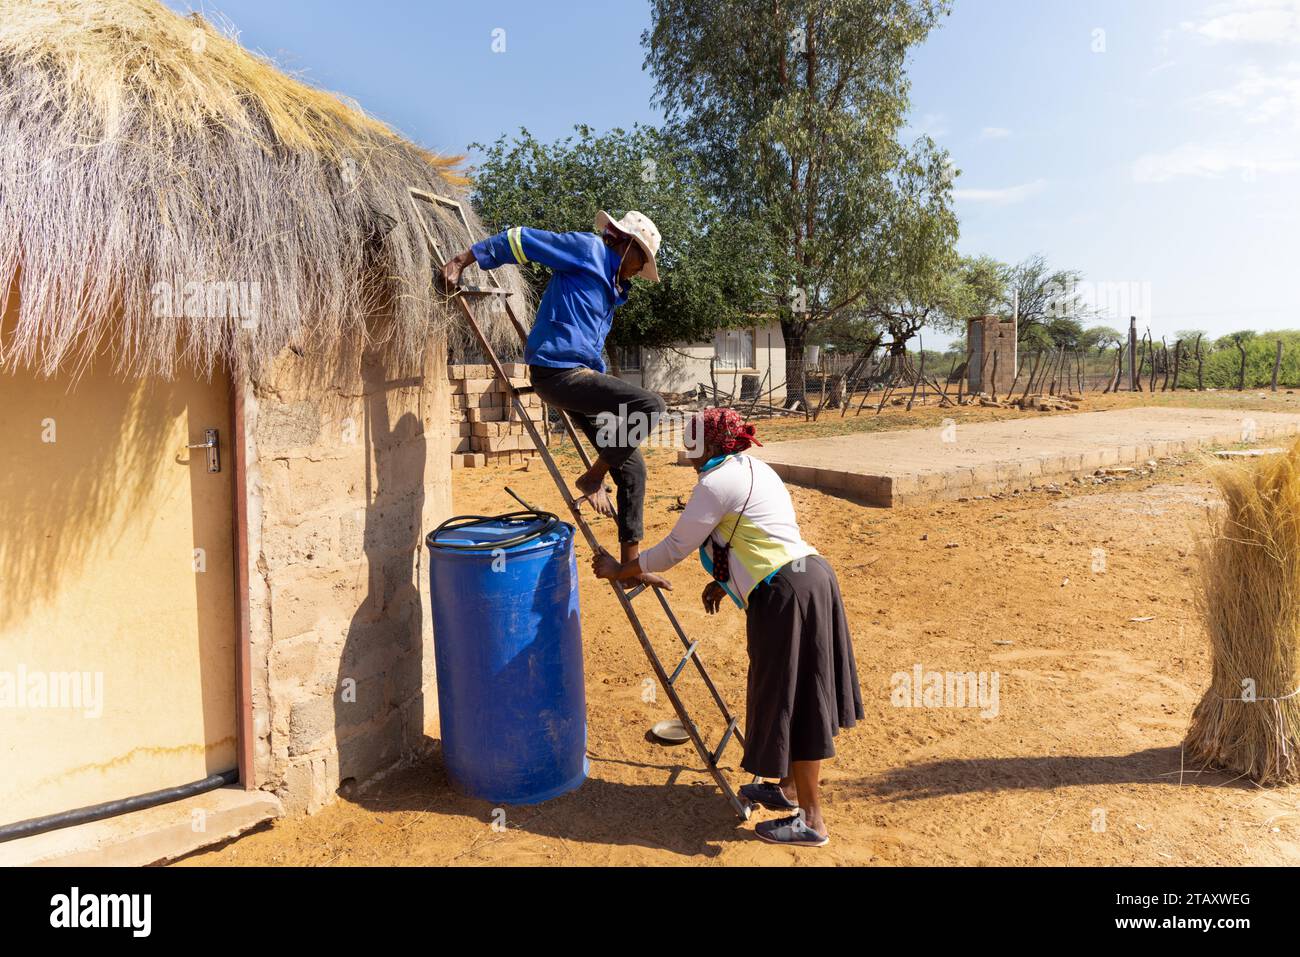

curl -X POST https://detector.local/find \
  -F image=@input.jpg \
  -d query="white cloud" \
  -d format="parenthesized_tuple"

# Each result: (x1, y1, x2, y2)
(1181, 0, 1300, 46)
(1132, 142, 1299, 181)
(979, 126, 1012, 139)
(1192, 62, 1300, 125)
(952, 178, 1047, 204)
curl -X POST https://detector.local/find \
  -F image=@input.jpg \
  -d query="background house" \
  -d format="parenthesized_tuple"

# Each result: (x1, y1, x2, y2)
(614, 320, 788, 402)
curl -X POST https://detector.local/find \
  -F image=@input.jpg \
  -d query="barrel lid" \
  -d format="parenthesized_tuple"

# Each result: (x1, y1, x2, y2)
(426, 511, 571, 554)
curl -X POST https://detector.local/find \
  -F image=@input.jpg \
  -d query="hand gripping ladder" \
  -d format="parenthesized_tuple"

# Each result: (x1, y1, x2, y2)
(415, 200, 752, 820)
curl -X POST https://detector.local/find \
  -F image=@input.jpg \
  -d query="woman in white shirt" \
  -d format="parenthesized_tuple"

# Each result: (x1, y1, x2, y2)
(593, 408, 862, 847)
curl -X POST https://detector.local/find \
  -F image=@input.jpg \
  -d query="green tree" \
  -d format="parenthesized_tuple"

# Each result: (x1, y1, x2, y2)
(1080, 325, 1124, 354)
(856, 152, 965, 353)
(1021, 316, 1087, 351)
(1195, 330, 1299, 390)
(1006, 254, 1093, 344)
(644, 0, 955, 399)
(469, 124, 768, 357)
(954, 255, 1011, 319)
(818, 248, 998, 357)
(817, 307, 885, 354)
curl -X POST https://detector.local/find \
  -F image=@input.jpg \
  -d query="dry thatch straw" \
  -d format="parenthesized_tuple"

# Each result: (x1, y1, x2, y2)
(1185, 440, 1300, 785)
(0, 0, 527, 380)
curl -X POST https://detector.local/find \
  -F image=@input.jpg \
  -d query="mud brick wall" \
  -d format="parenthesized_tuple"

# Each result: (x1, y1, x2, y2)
(449, 362, 543, 468)
(244, 342, 451, 815)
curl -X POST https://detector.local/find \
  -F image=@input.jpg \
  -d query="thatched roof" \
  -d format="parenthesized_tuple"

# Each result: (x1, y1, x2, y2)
(0, 0, 525, 379)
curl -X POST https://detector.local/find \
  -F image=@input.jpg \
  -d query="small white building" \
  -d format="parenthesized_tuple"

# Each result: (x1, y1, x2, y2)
(614, 320, 787, 401)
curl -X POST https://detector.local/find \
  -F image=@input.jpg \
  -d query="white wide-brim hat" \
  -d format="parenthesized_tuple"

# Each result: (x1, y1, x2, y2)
(595, 209, 661, 283)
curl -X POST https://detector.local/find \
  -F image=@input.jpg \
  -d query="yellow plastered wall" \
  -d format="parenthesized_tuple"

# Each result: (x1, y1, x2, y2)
(0, 312, 238, 824)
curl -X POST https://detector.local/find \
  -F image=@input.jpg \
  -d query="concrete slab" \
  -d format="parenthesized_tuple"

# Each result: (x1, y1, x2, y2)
(1215, 448, 1286, 458)
(0, 786, 282, 867)
(750, 407, 1300, 507)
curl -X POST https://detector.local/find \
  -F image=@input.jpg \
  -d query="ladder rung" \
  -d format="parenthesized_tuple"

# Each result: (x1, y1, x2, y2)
(511, 385, 535, 396)
(711, 717, 739, 766)
(668, 641, 699, 686)
(623, 582, 647, 601)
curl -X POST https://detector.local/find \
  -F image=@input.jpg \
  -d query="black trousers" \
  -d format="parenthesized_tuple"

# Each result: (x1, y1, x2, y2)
(529, 364, 665, 544)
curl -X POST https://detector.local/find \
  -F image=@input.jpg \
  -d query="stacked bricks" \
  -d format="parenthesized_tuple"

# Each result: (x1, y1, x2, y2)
(449, 362, 543, 468)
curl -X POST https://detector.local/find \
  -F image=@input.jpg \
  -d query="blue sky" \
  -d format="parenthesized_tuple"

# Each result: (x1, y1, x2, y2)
(169, 0, 1299, 347)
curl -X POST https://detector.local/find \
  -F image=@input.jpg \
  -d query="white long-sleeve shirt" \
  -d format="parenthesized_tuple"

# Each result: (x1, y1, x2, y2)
(639, 453, 818, 608)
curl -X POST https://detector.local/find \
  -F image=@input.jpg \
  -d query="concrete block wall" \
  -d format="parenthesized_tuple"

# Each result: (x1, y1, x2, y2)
(449, 362, 543, 468)
(967, 316, 1018, 395)
(245, 342, 451, 815)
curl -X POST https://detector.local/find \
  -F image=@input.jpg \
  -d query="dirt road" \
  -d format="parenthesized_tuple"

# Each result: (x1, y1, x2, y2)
(179, 408, 1300, 866)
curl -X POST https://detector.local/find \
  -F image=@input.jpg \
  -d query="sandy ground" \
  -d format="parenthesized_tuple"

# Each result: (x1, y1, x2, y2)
(180, 396, 1300, 866)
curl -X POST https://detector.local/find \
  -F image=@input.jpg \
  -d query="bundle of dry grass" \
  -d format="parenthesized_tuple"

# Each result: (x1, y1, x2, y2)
(1185, 440, 1300, 785)
(0, 0, 526, 379)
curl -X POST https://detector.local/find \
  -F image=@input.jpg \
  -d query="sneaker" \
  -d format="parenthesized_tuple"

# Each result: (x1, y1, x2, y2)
(754, 812, 829, 847)
(740, 781, 799, 811)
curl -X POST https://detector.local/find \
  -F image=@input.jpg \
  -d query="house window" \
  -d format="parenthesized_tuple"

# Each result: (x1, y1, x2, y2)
(614, 344, 642, 372)
(714, 329, 755, 370)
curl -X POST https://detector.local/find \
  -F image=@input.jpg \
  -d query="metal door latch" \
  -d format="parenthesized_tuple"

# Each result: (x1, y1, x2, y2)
(187, 429, 221, 473)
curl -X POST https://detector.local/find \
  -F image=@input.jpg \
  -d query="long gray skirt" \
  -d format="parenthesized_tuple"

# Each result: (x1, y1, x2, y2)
(741, 555, 863, 779)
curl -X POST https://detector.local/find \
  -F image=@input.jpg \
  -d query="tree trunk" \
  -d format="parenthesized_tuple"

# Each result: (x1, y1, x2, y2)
(907, 337, 924, 411)
(1128, 316, 1139, 391)
(827, 375, 844, 410)
(1147, 331, 1157, 393)
(1023, 349, 1043, 398)
(781, 317, 808, 410)
(1237, 339, 1247, 391)
(1195, 334, 1204, 390)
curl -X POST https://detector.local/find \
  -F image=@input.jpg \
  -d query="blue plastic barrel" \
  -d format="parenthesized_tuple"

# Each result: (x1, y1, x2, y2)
(426, 511, 587, 804)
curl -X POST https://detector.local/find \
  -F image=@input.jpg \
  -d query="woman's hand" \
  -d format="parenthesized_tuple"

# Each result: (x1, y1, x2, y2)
(633, 571, 673, 591)
(702, 581, 726, 615)
(591, 551, 675, 591)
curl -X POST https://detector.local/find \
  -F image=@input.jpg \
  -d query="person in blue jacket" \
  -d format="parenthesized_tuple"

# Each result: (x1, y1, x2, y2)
(443, 211, 670, 588)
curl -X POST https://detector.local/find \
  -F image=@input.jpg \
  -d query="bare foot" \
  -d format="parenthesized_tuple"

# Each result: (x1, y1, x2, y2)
(575, 472, 616, 518)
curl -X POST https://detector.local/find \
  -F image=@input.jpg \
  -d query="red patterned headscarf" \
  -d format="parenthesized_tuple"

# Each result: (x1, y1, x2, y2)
(689, 407, 762, 457)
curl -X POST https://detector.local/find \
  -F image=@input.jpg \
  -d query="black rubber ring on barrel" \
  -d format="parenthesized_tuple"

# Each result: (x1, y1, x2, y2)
(427, 510, 562, 551)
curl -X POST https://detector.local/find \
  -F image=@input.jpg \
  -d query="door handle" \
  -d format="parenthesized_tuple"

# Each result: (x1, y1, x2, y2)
(187, 428, 221, 473)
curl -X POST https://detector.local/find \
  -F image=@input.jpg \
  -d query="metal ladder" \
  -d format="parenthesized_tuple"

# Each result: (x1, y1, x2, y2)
(446, 289, 753, 820)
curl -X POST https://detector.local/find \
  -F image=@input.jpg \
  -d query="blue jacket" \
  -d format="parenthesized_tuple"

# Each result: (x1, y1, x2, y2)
(471, 227, 629, 373)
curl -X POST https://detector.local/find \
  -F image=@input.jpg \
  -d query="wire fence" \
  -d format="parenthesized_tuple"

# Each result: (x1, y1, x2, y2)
(463, 335, 1300, 431)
